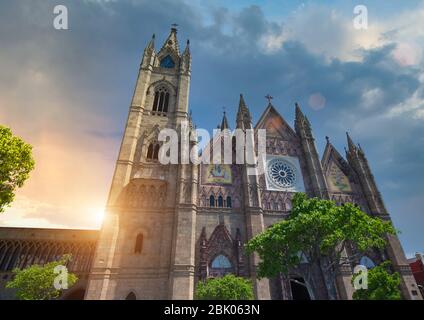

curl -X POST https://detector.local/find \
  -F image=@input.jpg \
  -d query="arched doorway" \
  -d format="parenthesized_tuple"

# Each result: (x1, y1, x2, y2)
(63, 288, 86, 300)
(290, 277, 311, 300)
(125, 292, 137, 300)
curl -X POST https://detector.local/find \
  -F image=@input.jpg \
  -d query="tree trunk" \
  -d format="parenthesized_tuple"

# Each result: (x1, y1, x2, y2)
(306, 262, 330, 300)
(319, 258, 338, 300)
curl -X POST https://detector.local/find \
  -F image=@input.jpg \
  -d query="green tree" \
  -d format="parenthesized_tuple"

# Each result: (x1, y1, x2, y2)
(0, 125, 35, 213)
(352, 261, 401, 300)
(6, 254, 78, 300)
(195, 274, 254, 300)
(246, 192, 396, 299)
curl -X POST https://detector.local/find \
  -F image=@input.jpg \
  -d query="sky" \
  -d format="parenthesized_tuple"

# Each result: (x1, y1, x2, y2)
(0, 0, 423, 257)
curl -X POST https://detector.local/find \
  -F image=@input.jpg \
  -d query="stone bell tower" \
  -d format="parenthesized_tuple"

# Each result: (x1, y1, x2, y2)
(85, 26, 193, 300)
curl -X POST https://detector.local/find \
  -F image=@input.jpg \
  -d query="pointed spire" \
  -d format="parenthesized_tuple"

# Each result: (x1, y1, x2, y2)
(237, 94, 250, 117)
(183, 39, 190, 56)
(146, 33, 155, 51)
(325, 136, 330, 144)
(236, 94, 252, 129)
(295, 102, 312, 137)
(295, 102, 310, 125)
(141, 33, 156, 67)
(181, 39, 191, 73)
(357, 143, 366, 158)
(295, 102, 305, 120)
(159, 25, 180, 56)
(238, 94, 250, 114)
(346, 132, 356, 152)
(239, 93, 246, 108)
(220, 111, 229, 130)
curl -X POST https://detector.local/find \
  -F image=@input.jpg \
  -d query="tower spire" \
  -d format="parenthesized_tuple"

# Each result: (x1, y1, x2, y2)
(238, 94, 249, 113)
(294, 102, 311, 133)
(295, 102, 305, 121)
(146, 33, 155, 50)
(236, 94, 252, 129)
(220, 110, 229, 130)
(346, 132, 356, 152)
(141, 33, 156, 68)
(183, 39, 190, 55)
(159, 25, 180, 56)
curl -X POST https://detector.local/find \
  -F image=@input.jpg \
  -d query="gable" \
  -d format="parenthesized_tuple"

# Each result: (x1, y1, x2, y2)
(322, 143, 353, 193)
(255, 105, 298, 141)
(327, 161, 352, 193)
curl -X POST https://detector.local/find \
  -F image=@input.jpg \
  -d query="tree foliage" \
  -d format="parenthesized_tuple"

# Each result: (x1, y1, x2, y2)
(246, 192, 396, 299)
(352, 261, 401, 300)
(0, 125, 35, 213)
(6, 254, 78, 300)
(195, 274, 254, 300)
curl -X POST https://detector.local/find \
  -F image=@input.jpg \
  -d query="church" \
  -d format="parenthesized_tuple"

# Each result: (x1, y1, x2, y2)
(0, 27, 421, 300)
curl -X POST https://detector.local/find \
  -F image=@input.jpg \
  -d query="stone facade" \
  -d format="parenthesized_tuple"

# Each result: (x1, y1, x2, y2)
(0, 27, 421, 300)
(84, 27, 421, 300)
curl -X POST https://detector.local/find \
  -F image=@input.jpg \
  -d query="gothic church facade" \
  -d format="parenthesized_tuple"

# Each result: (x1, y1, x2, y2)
(82, 27, 420, 300)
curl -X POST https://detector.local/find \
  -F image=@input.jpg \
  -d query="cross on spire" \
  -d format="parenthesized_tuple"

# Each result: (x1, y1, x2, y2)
(171, 23, 178, 30)
(265, 94, 273, 105)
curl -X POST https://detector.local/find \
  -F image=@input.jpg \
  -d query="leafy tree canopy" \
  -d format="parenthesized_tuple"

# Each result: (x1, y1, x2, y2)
(195, 274, 254, 300)
(246, 193, 395, 298)
(352, 261, 401, 300)
(0, 125, 35, 213)
(6, 254, 78, 300)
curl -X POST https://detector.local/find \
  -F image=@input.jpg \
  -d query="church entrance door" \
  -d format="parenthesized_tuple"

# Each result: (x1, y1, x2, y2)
(290, 277, 311, 300)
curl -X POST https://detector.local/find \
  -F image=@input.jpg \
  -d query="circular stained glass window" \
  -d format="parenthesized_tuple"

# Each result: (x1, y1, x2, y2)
(267, 159, 296, 188)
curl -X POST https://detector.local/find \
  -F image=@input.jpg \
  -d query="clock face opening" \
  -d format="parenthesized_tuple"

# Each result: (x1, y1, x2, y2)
(267, 158, 297, 189)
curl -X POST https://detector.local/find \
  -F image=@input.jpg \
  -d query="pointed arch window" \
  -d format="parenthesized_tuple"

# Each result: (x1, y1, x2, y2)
(163, 92, 169, 113)
(153, 144, 160, 160)
(226, 196, 232, 208)
(147, 143, 160, 161)
(147, 144, 154, 159)
(360, 256, 376, 269)
(134, 234, 143, 254)
(209, 254, 233, 277)
(160, 55, 175, 68)
(211, 255, 232, 268)
(152, 86, 170, 113)
(209, 195, 215, 207)
(125, 292, 137, 300)
(218, 196, 223, 207)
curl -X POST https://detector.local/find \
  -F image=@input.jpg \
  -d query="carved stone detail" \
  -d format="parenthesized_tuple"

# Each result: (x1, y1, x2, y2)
(117, 178, 167, 208)
(198, 225, 246, 280)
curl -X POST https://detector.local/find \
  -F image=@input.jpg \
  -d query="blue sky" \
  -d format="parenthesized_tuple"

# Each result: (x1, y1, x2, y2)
(0, 0, 423, 257)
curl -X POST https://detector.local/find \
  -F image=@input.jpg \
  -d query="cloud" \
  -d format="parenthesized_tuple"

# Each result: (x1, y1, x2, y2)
(0, 195, 103, 229)
(386, 84, 424, 120)
(0, 0, 423, 255)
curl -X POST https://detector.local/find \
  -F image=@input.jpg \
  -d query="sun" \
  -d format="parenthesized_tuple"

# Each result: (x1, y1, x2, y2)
(92, 207, 105, 226)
